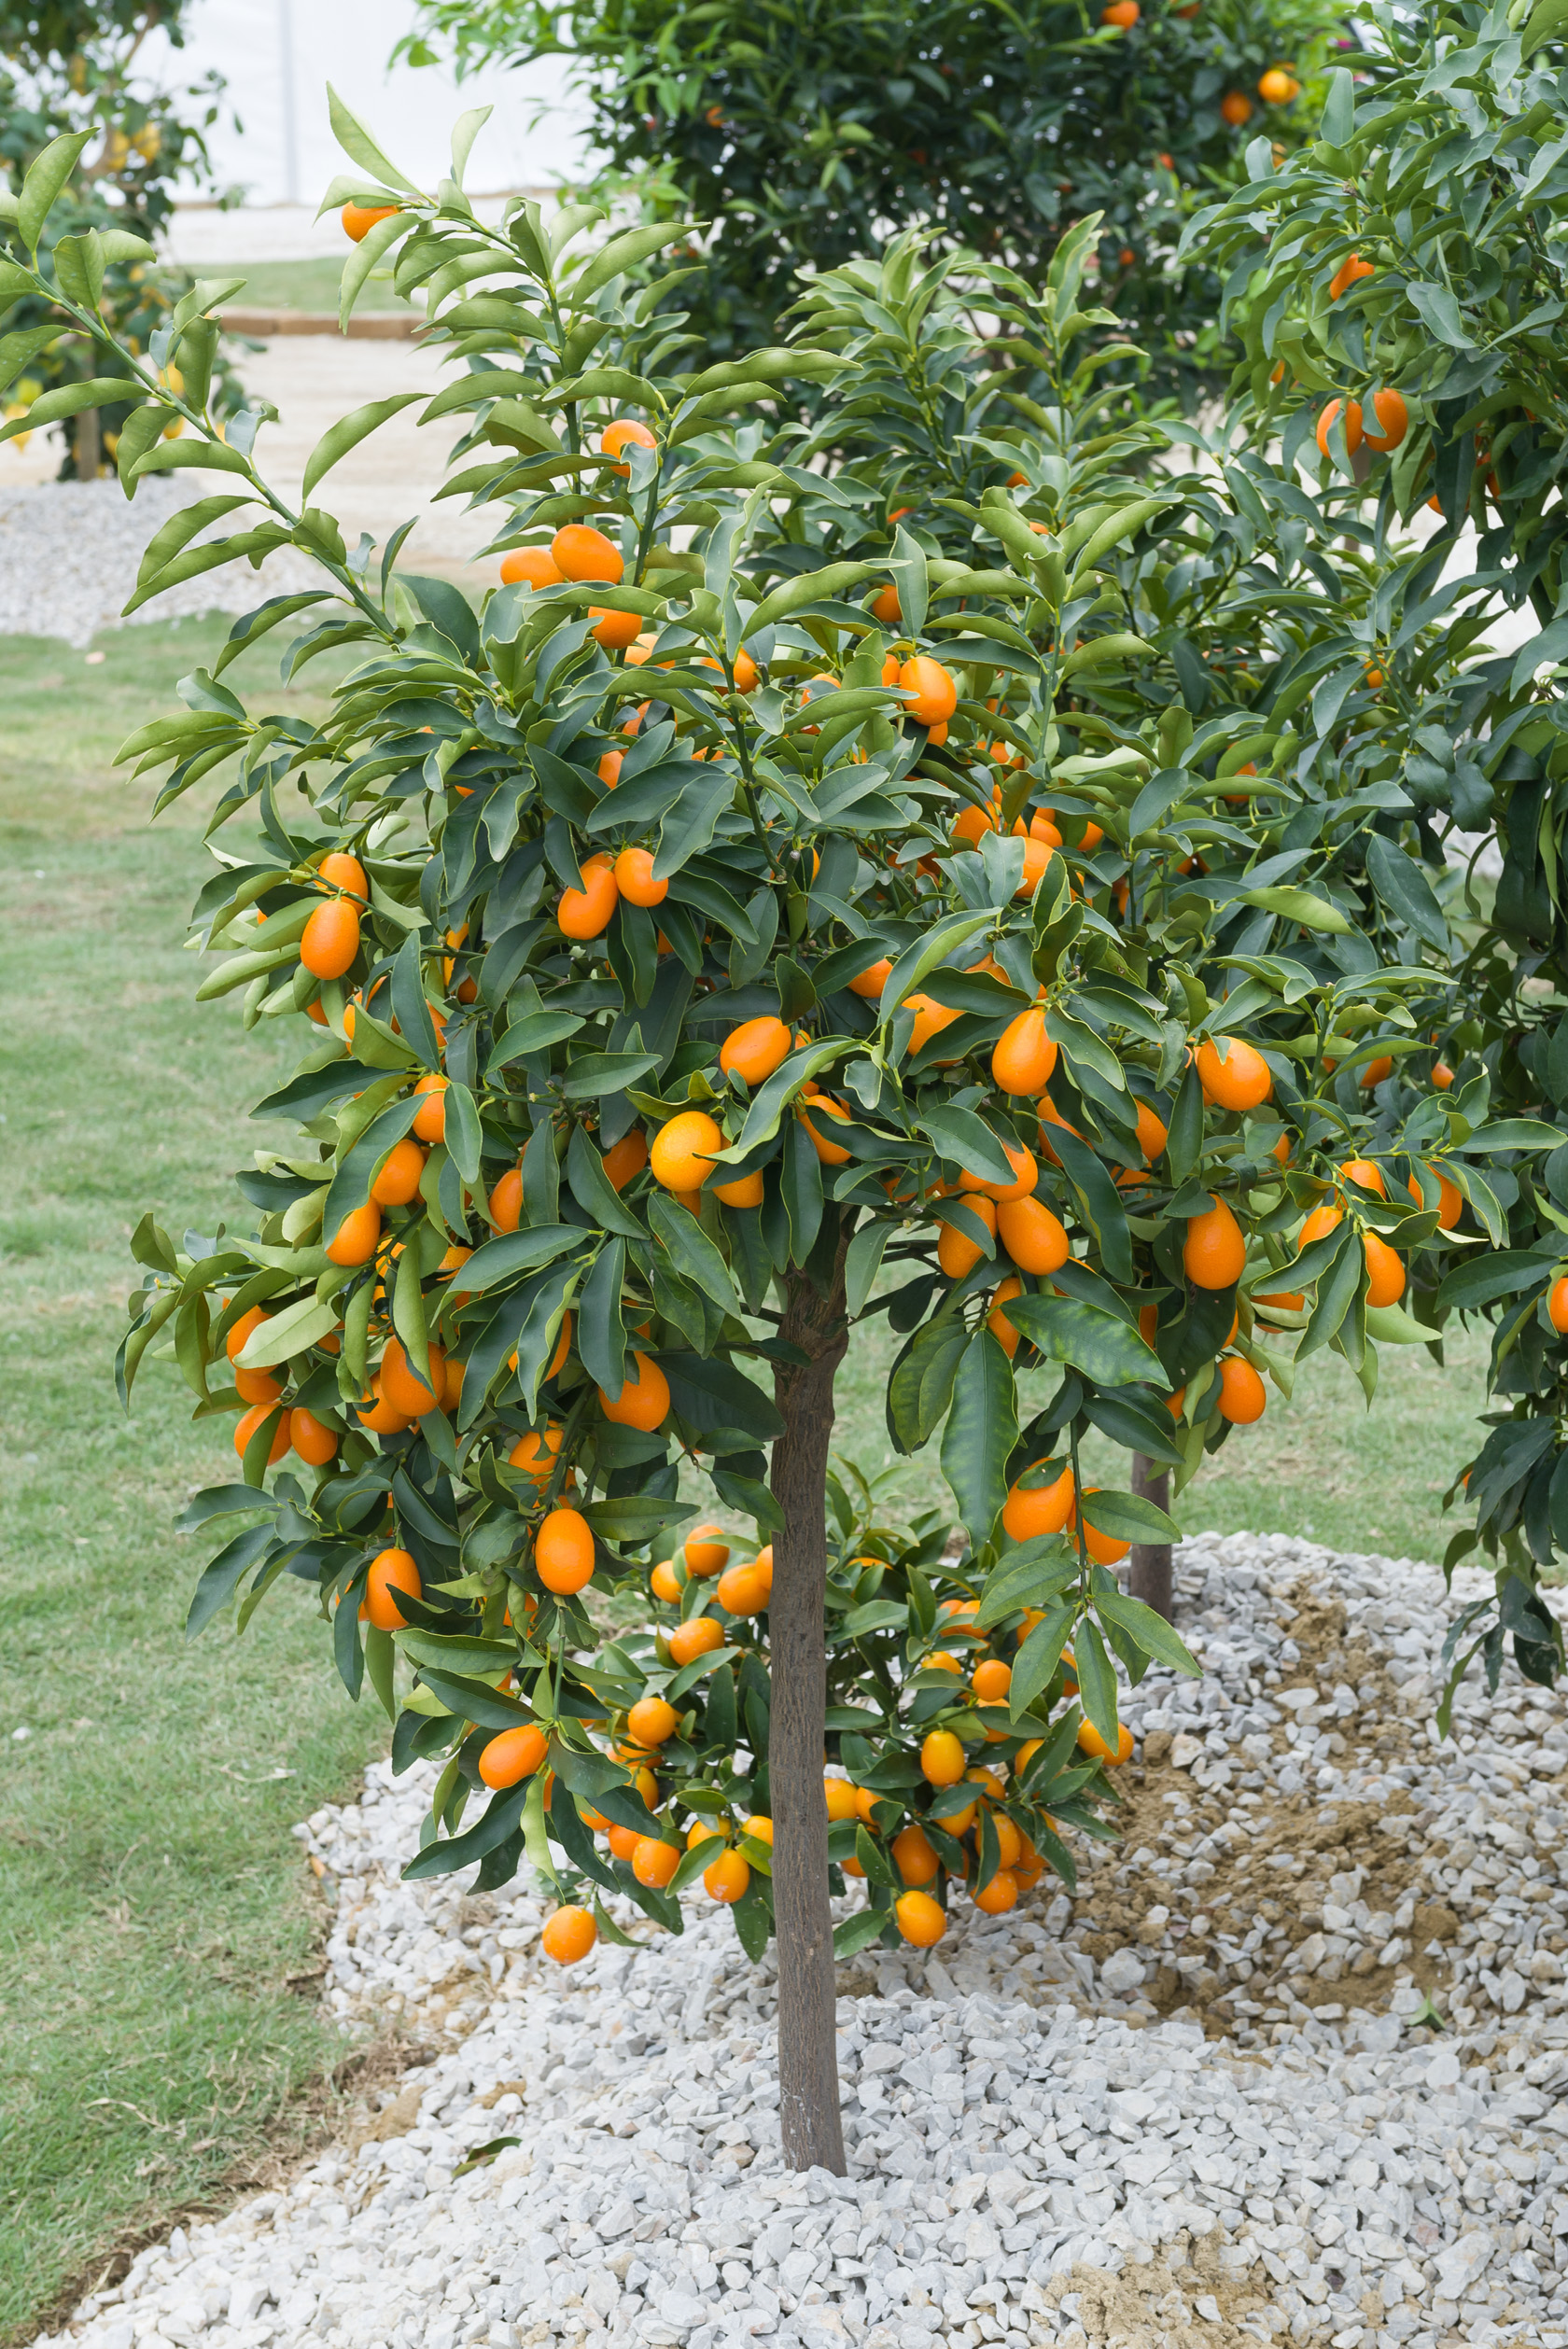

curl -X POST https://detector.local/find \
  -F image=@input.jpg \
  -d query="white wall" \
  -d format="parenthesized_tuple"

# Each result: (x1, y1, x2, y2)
(141, 0, 593, 210)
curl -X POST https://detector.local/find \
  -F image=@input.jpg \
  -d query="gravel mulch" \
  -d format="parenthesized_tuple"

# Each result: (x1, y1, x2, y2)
(0, 481, 321, 648)
(30, 1533, 1568, 2349)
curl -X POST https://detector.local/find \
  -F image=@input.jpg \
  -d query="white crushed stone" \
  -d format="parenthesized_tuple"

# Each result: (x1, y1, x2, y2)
(32, 1532, 1568, 2349)
(0, 480, 320, 648)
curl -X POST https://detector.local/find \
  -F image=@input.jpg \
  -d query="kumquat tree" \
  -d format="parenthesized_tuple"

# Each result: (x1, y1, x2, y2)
(1185, 0, 1568, 1714)
(0, 80, 1536, 2165)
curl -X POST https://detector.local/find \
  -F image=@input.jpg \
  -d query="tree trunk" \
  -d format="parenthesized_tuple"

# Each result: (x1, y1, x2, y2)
(1127, 1452, 1173, 1622)
(768, 1232, 850, 2174)
(74, 405, 101, 481)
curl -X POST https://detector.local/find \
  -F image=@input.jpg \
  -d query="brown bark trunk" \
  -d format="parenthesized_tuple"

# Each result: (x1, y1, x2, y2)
(1128, 1452, 1173, 1622)
(74, 405, 101, 481)
(768, 1231, 850, 2174)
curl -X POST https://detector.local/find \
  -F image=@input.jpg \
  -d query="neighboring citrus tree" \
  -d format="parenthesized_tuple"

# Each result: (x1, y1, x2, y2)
(400, 0, 1350, 393)
(0, 79, 1521, 2166)
(1185, 0, 1568, 1712)
(0, 0, 242, 475)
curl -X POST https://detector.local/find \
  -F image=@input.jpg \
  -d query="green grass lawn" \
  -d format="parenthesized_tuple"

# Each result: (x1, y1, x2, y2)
(831, 1309, 1493, 1567)
(0, 608, 1499, 2340)
(0, 617, 385, 2342)
(219, 257, 412, 315)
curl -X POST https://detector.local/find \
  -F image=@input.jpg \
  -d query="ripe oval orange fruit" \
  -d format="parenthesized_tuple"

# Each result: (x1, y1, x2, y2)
(1183, 1196, 1246, 1289)
(365, 1547, 421, 1631)
(489, 1166, 523, 1232)
(479, 1723, 549, 1788)
(1101, 0, 1139, 21)
(892, 1823, 940, 1886)
(552, 523, 623, 582)
(317, 850, 367, 900)
(343, 202, 399, 242)
(601, 1129, 648, 1190)
(557, 855, 619, 939)
(541, 1906, 596, 1964)
(1217, 1356, 1267, 1424)
(234, 1403, 288, 1465)
(992, 1006, 1058, 1095)
(998, 1195, 1070, 1276)
(897, 655, 958, 727)
(290, 1407, 339, 1466)
(1258, 66, 1296, 102)
(1078, 1718, 1135, 1765)
(1317, 398, 1364, 458)
(920, 1728, 967, 1787)
(301, 898, 360, 980)
(974, 1868, 1018, 1915)
(651, 1110, 722, 1190)
(799, 1094, 852, 1164)
(371, 1136, 427, 1207)
(602, 417, 656, 474)
(632, 1836, 680, 1889)
(510, 1425, 563, 1482)
(590, 605, 643, 650)
(1364, 1231, 1406, 1308)
(233, 1362, 280, 1406)
(716, 1561, 769, 1615)
(1196, 1036, 1272, 1111)
(355, 1379, 410, 1437)
(500, 546, 564, 589)
(1299, 1201, 1344, 1249)
(683, 1524, 729, 1576)
(987, 1273, 1024, 1358)
(972, 1658, 1012, 1703)
(937, 1195, 996, 1279)
(895, 1889, 948, 1947)
(1363, 387, 1408, 452)
(1340, 1157, 1386, 1197)
(704, 1850, 749, 1903)
(960, 1141, 1037, 1203)
(380, 1336, 445, 1417)
(1550, 1276, 1568, 1335)
(612, 845, 668, 907)
(327, 1200, 382, 1267)
(412, 1072, 448, 1143)
(627, 1695, 679, 1749)
(720, 1014, 792, 1084)
(1220, 91, 1253, 125)
(713, 1168, 764, 1208)
(1329, 252, 1376, 301)
(667, 1616, 726, 1668)
(536, 1506, 595, 1594)
(651, 1559, 682, 1603)
(599, 1351, 670, 1431)
(823, 1775, 859, 1823)
(1001, 1464, 1074, 1543)
(848, 955, 893, 1000)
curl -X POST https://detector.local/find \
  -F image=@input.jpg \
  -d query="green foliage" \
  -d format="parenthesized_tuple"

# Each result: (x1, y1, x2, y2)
(1186, 0, 1568, 1708)
(403, 0, 1350, 391)
(0, 0, 243, 473)
(6, 83, 1524, 1950)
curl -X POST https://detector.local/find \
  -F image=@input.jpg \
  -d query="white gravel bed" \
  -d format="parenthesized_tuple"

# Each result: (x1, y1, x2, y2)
(0, 480, 320, 647)
(33, 1532, 1568, 2349)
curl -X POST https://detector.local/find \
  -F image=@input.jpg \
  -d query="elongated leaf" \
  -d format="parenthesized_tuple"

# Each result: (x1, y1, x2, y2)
(576, 1237, 626, 1398)
(1077, 1487, 1180, 1542)
(1073, 1620, 1119, 1753)
(1365, 835, 1449, 952)
(1096, 1590, 1199, 1675)
(234, 1291, 336, 1368)
(301, 394, 423, 504)
(441, 1224, 581, 1294)
(1004, 1293, 1160, 1384)
(20, 129, 91, 250)
(1008, 1600, 1076, 1719)
(574, 222, 695, 301)
(940, 1330, 1016, 1547)
(328, 86, 424, 195)
(649, 1192, 743, 1317)
(185, 1524, 274, 1638)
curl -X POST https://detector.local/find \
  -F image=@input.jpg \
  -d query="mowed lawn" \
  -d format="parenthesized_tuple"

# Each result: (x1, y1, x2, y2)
(0, 617, 385, 2341)
(0, 611, 1499, 2338)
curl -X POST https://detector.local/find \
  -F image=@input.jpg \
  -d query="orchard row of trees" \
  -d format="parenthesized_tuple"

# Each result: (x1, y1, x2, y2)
(4, 0, 1564, 2169)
